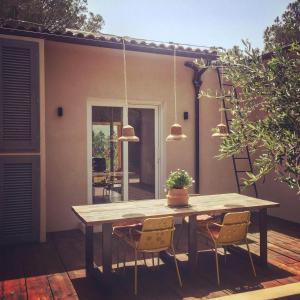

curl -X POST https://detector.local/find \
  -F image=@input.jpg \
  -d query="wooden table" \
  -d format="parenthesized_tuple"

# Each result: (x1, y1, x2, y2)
(72, 193, 279, 287)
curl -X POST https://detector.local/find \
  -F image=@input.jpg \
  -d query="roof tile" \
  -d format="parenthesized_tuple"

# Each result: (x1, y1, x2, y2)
(0, 19, 219, 58)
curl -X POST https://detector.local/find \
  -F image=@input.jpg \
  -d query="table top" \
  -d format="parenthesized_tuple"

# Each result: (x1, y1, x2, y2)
(72, 193, 279, 226)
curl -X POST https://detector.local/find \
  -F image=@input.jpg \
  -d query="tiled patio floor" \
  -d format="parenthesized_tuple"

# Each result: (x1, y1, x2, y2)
(1, 217, 300, 299)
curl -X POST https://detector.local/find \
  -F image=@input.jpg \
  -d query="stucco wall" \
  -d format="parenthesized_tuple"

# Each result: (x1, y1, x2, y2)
(45, 41, 299, 232)
(45, 41, 195, 232)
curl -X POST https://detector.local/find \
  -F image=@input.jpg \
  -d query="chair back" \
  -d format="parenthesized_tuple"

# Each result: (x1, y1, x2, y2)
(137, 216, 174, 251)
(93, 157, 106, 172)
(216, 211, 250, 245)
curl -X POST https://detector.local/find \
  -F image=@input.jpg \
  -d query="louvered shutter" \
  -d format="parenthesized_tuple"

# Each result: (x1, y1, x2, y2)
(0, 156, 40, 244)
(0, 39, 39, 152)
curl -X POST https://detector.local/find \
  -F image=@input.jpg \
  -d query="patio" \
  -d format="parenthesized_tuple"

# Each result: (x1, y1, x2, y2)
(0, 2, 299, 299)
(1, 216, 300, 300)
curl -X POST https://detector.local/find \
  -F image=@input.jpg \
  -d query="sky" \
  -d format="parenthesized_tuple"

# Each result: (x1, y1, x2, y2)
(88, 0, 292, 50)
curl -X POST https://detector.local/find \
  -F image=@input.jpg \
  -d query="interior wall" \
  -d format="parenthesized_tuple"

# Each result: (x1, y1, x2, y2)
(45, 41, 196, 232)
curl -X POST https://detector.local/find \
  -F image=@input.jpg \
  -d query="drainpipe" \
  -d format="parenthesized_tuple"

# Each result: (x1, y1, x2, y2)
(185, 62, 208, 194)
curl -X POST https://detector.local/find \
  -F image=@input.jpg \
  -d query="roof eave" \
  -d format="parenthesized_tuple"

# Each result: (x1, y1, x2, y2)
(0, 27, 218, 60)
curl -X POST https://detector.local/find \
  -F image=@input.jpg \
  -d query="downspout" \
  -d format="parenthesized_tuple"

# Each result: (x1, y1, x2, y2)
(185, 62, 209, 194)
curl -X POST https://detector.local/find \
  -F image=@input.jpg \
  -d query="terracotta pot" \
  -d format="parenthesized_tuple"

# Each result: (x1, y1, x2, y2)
(167, 188, 189, 207)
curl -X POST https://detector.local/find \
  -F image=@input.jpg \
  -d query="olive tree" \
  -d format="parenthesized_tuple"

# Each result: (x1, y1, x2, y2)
(198, 41, 300, 193)
(0, 0, 104, 32)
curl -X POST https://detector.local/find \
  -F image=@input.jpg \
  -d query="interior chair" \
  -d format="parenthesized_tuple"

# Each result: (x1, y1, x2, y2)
(114, 216, 183, 295)
(92, 157, 112, 199)
(198, 211, 256, 286)
(93, 157, 106, 172)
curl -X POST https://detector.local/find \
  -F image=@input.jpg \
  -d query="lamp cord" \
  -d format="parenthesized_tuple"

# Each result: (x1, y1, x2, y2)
(173, 46, 177, 123)
(220, 65, 223, 124)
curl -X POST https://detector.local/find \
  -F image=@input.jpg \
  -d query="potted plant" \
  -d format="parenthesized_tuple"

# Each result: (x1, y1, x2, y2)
(166, 169, 194, 207)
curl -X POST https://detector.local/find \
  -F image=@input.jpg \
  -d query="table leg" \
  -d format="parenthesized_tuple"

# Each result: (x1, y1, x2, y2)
(188, 214, 197, 274)
(102, 222, 113, 283)
(259, 208, 268, 266)
(85, 225, 94, 277)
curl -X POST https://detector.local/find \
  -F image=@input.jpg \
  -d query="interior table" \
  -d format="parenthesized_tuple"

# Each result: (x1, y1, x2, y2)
(72, 193, 279, 287)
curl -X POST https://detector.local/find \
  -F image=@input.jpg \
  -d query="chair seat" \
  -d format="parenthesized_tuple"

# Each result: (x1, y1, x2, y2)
(113, 220, 142, 240)
(197, 224, 221, 239)
(114, 226, 142, 247)
(184, 214, 222, 228)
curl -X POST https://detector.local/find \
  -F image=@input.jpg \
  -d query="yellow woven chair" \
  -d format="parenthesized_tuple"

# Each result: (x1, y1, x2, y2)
(115, 216, 183, 295)
(175, 194, 222, 248)
(113, 219, 143, 269)
(198, 211, 256, 286)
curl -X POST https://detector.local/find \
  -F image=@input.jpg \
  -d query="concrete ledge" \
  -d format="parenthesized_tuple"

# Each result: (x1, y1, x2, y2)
(215, 282, 300, 300)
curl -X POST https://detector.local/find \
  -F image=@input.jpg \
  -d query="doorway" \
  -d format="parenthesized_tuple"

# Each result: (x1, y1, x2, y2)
(88, 103, 159, 203)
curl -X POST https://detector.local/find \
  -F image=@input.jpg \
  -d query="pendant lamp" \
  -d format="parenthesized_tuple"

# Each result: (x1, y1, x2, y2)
(118, 38, 140, 142)
(166, 45, 187, 141)
(212, 66, 229, 138)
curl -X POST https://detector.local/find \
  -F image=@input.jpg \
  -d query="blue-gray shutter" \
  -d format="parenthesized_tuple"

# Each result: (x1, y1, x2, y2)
(0, 38, 39, 152)
(0, 155, 40, 244)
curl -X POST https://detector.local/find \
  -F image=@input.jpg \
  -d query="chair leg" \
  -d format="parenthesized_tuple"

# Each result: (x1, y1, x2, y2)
(246, 240, 256, 277)
(123, 242, 127, 271)
(175, 219, 185, 249)
(152, 253, 155, 267)
(143, 253, 147, 266)
(223, 247, 227, 264)
(214, 245, 220, 286)
(134, 249, 138, 296)
(116, 237, 120, 270)
(170, 244, 183, 287)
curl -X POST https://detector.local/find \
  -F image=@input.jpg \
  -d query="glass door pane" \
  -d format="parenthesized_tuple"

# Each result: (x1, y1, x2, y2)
(128, 108, 156, 200)
(92, 106, 123, 203)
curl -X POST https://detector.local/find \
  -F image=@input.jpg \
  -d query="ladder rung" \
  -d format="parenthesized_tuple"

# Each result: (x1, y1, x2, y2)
(222, 83, 234, 87)
(226, 119, 232, 122)
(236, 170, 252, 173)
(233, 157, 250, 160)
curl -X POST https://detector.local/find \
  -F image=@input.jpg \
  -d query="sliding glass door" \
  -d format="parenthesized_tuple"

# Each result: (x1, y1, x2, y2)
(92, 107, 123, 203)
(128, 108, 155, 200)
(91, 105, 157, 203)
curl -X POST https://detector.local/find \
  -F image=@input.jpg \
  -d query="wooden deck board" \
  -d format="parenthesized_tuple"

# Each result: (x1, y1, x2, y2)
(48, 273, 78, 300)
(26, 276, 53, 300)
(1, 217, 300, 299)
(2, 278, 27, 300)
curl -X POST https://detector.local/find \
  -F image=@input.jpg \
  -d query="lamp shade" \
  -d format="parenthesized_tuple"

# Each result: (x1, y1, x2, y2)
(212, 123, 229, 137)
(118, 125, 140, 142)
(166, 123, 187, 141)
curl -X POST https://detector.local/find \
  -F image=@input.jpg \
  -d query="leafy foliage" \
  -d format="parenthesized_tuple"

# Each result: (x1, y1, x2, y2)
(166, 169, 194, 189)
(0, 0, 104, 32)
(199, 41, 300, 193)
(92, 129, 119, 171)
(264, 0, 300, 51)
